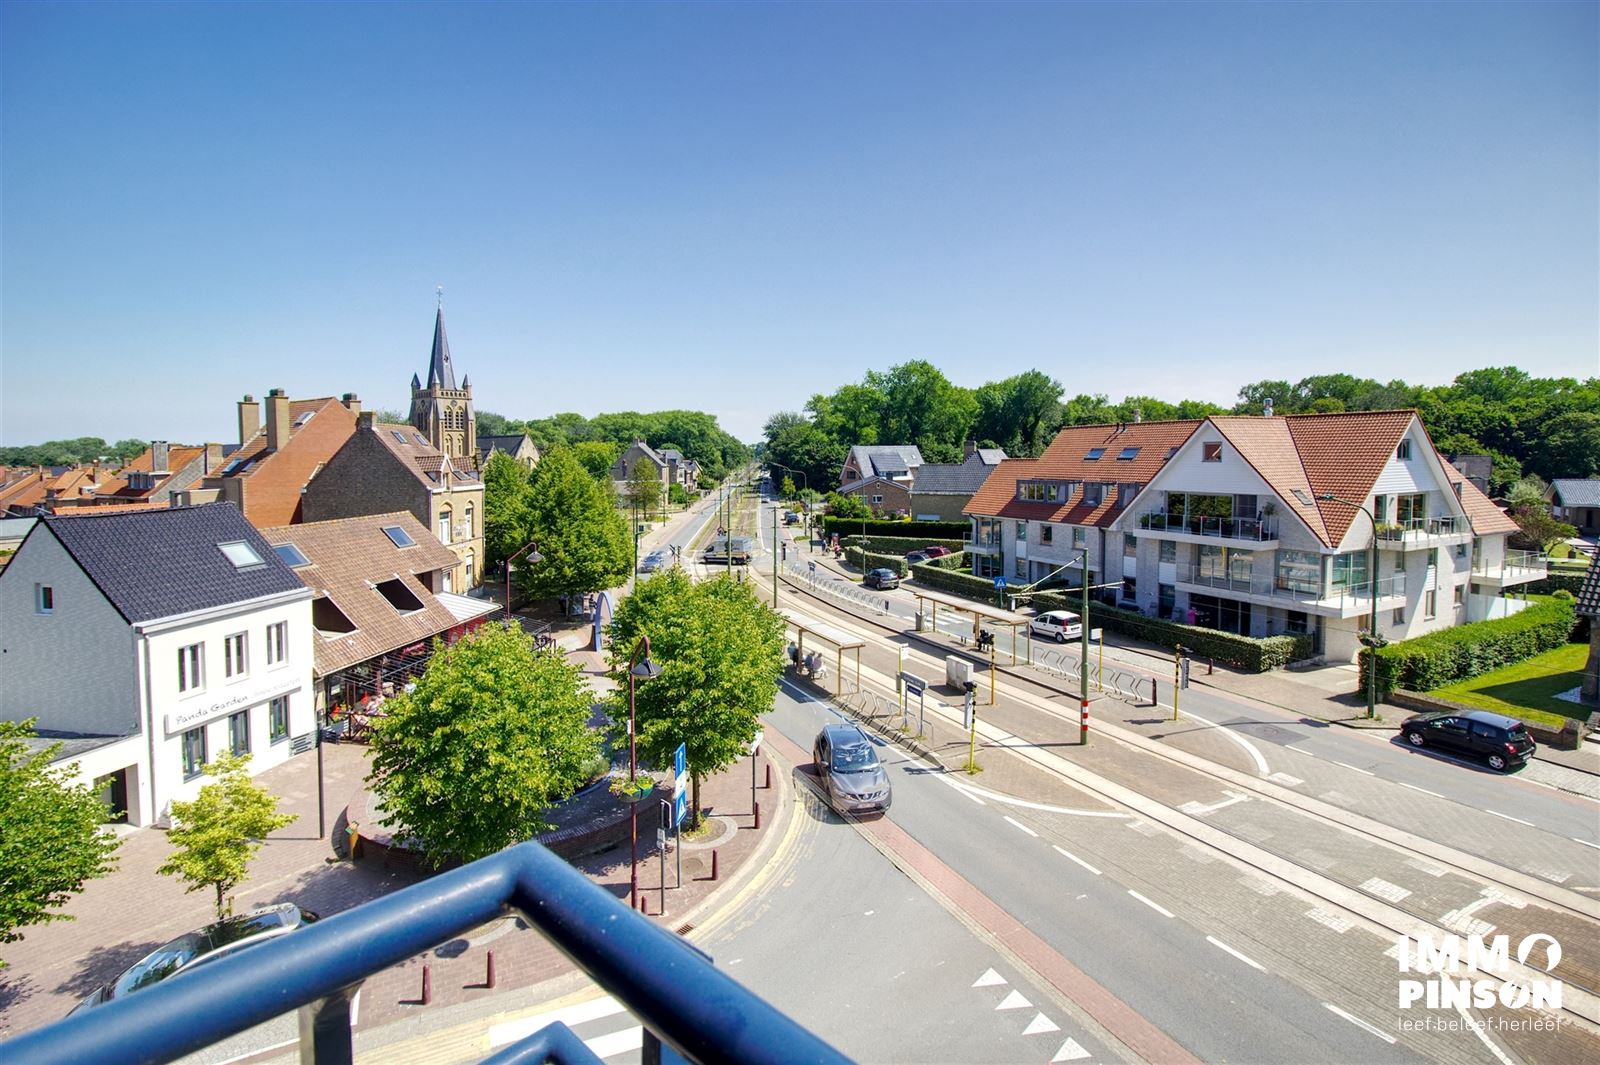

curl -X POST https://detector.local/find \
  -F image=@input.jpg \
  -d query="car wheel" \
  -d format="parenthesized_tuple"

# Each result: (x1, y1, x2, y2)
(1407, 731, 1425, 747)
(1486, 752, 1509, 772)
(1055, 632, 1066, 644)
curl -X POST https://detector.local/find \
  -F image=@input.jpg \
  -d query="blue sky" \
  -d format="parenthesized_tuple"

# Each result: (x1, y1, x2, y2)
(3, 1, 1595, 447)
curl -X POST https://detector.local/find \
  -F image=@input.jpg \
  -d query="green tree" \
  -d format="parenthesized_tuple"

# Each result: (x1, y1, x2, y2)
(156, 753, 296, 919)
(867, 360, 978, 457)
(523, 448, 633, 600)
(605, 571, 785, 826)
(825, 491, 870, 519)
(570, 440, 621, 480)
(973, 371, 1063, 456)
(1528, 411, 1600, 480)
(367, 624, 600, 866)
(1509, 504, 1576, 553)
(481, 449, 533, 574)
(766, 421, 845, 492)
(668, 482, 691, 507)
(0, 720, 121, 967)
(625, 455, 663, 521)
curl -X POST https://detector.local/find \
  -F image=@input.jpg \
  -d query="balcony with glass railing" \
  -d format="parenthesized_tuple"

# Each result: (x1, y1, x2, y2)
(964, 535, 1002, 554)
(1374, 515, 1468, 545)
(1175, 564, 1407, 617)
(1471, 548, 1548, 586)
(1137, 511, 1279, 545)
(6, 841, 847, 1065)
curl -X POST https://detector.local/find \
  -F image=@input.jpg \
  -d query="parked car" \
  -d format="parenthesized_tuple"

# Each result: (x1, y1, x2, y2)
(812, 723, 892, 814)
(1029, 610, 1083, 643)
(864, 568, 900, 590)
(639, 549, 670, 573)
(71, 903, 319, 1014)
(784, 511, 802, 525)
(1398, 710, 1536, 772)
(904, 550, 930, 565)
(922, 546, 952, 558)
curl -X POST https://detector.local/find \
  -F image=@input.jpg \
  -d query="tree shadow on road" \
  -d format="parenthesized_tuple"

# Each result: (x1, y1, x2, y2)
(0, 970, 39, 1023)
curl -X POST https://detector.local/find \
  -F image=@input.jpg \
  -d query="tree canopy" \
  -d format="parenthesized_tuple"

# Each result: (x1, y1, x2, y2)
(0, 720, 121, 967)
(157, 753, 296, 919)
(521, 447, 633, 599)
(367, 623, 600, 867)
(0, 437, 145, 466)
(481, 449, 534, 575)
(511, 410, 747, 483)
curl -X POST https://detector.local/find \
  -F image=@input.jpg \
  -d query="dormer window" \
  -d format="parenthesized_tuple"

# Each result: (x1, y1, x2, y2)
(1084, 448, 1105, 461)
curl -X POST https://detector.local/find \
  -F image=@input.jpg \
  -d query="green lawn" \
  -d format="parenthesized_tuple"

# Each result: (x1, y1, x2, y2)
(1430, 643, 1594, 730)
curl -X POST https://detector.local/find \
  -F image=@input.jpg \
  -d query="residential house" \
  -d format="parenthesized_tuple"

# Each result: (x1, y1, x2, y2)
(611, 440, 670, 505)
(409, 305, 477, 464)
(261, 513, 499, 721)
(1577, 554, 1598, 702)
(300, 412, 486, 592)
(0, 463, 130, 515)
(907, 443, 1007, 521)
(202, 390, 362, 527)
(477, 432, 540, 470)
(104, 441, 235, 507)
(966, 411, 1541, 664)
(837, 445, 924, 517)
(1547, 479, 1600, 539)
(0, 503, 315, 827)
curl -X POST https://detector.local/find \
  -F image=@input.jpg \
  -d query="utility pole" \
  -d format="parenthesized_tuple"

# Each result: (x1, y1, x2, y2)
(772, 500, 780, 606)
(1079, 550, 1091, 744)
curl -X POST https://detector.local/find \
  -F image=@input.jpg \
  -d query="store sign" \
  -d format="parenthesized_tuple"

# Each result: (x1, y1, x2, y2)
(164, 681, 299, 736)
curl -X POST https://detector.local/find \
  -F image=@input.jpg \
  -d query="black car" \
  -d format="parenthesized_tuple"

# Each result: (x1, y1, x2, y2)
(864, 568, 900, 590)
(813, 723, 892, 814)
(1399, 709, 1536, 772)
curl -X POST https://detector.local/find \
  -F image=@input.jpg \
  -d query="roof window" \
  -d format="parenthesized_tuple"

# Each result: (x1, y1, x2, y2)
(311, 596, 357, 635)
(381, 525, 416, 548)
(391, 431, 410, 445)
(1084, 448, 1105, 461)
(218, 541, 265, 570)
(271, 543, 311, 568)
(1117, 447, 1141, 460)
(293, 410, 316, 428)
(414, 434, 429, 447)
(374, 577, 425, 614)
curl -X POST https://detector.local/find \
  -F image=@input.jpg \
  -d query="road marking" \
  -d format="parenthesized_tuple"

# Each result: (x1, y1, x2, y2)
(1573, 837, 1600, 851)
(1178, 709, 1271, 775)
(1456, 1002, 1515, 1065)
(1022, 1012, 1060, 1035)
(942, 776, 1125, 817)
(1286, 745, 1316, 757)
(1321, 1002, 1396, 1044)
(489, 995, 627, 1047)
(1360, 877, 1412, 903)
(586, 1026, 643, 1059)
(973, 968, 1007, 987)
(1053, 845, 1102, 875)
(1331, 760, 1375, 776)
(1206, 935, 1266, 971)
(1178, 790, 1249, 815)
(1485, 809, 1534, 827)
(1051, 1037, 1092, 1061)
(1266, 771, 1303, 787)
(1004, 815, 1039, 837)
(1304, 907, 1352, 934)
(1398, 782, 1445, 798)
(997, 989, 1032, 1010)
(1127, 890, 1174, 918)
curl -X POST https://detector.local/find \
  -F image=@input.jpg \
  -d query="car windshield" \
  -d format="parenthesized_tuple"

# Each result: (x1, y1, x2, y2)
(110, 910, 287, 999)
(831, 741, 879, 772)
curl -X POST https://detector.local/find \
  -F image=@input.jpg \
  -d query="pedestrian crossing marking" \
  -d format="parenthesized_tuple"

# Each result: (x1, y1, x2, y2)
(1022, 1012, 1059, 1035)
(488, 995, 627, 1048)
(996, 989, 1031, 1010)
(972, 968, 1007, 987)
(1052, 1036, 1091, 1061)
(586, 1025, 643, 1059)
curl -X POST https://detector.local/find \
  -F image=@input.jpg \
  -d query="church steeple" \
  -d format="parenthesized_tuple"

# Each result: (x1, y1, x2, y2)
(426, 304, 457, 391)
(409, 296, 475, 463)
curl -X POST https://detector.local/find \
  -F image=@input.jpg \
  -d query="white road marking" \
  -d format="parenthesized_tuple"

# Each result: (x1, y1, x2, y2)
(1286, 745, 1316, 757)
(1304, 907, 1352, 934)
(1052, 845, 1102, 875)
(1456, 1002, 1516, 1065)
(1178, 709, 1271, 775)
(1360, 877, 1412, 903)
(1022, 1013, 1060, 1035)
(217, 1039, 298, 1065)
(1206, 935, 1266, 971)
(1266, 771, 1303, 787)
(1178, 790, 1250, 815)
(1573, 837, 1600, 850)
(973, 968, 1007, 987)
(942, 776, 1125, 817)
(1004, 815, 1039, 837)
(490, 996, 627, 1047)
(997, 989, 1032, 1010)
(1485, 809, 1534, 827)
(1331, 760, 1375, 776)
(1127, 890, 1174, 918)
(1399, 782, 1445, 798)
(1322, 1002, 1396, 1044)
(1052, 1036, 1092, 1061)
(587, 1026, 643, 1059)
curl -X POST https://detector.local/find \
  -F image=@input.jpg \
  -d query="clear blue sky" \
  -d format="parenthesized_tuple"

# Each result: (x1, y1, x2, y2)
(3, 1, 1595, 447)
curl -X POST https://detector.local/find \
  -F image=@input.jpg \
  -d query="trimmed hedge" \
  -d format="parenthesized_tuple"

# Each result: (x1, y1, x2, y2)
(856, 535, 967, 555)
(1524, 572, 1585, 597)
(821, 516, 969, 540)
(1029, 591, 1313, 671)
(844, 546, 908, 577)
(1361, 597, 1576, 696)
(905, 561, 1006, 601)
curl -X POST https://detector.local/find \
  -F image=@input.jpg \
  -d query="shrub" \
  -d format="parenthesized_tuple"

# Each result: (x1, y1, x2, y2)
(1361, 597, 1576, 696)
(844, 546, 908, 576)
(906, 561, 1008, 601)
(1030, 591, 1311, 671)
(820, 516, 969, 540)
(853, 535, 966, 555)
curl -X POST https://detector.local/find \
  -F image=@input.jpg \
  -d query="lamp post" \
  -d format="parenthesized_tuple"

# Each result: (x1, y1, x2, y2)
(627, 636, 663, 909)
(1317, 494, 1383, 719)
(1075, 550, 1090, 743)
(503, 542, 543, 622)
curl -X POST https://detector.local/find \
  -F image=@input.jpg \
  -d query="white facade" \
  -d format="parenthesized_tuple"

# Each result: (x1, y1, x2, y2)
(0, 530, 314, 827)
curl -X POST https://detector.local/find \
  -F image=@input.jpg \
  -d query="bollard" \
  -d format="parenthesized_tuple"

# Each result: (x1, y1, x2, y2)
(486, 950, 496, 989)
(1208, 657, 1214, 676)
(764, 763, 772, 789)
(1150, 678, 1158, 706)
(421, 964, 432, 1006)
(711, 849, 720, 881)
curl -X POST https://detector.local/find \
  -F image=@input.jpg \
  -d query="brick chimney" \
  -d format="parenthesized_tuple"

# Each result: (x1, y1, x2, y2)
(238, 395, 260, 444)
(203, 443, 225, 472)
(964, 440, 977, 459)
(342, 392, 362, 418)
(358, 410, 377, 430)
(265, 389, 291, 452)
(151, 441, 170, 475)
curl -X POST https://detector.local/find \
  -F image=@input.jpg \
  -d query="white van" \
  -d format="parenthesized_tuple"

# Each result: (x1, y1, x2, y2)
(1030, 610, 1082, 643)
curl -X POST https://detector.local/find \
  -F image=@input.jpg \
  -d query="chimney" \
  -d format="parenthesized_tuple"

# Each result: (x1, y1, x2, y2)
(1133, 409, 1142, 424)
(1263, 397, 1275, 418)
(964, 440, 977, 459)
(203, 443, 224, 472)
(238, 395, 261, 444)
(266, 388, 291, 452)
(151, 441, 170, 475)
(342, 392, 362, 418)
(358, 410, 377, 430)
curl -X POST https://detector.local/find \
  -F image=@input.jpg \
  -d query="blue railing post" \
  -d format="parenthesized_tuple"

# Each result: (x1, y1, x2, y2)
(298, 981, 364, 1065)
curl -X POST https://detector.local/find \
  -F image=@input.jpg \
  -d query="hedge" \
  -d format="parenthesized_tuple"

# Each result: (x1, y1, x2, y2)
(820, 516, 969, 540)
(904, 561, 1006, 601)
(843, 546, 908, 577)
(1523, 572, 1585, 597)
(1361, 597, 1576, 696)
(1029, 591, 1313, 671)
(854, 535, 967, 555)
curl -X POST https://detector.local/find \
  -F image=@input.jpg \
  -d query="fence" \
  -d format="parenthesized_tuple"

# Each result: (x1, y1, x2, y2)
(785, 560, 896, 617)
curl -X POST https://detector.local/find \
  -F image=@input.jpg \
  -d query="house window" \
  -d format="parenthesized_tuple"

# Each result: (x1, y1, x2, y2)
(1396, 439, 1412, 460)
(1454, 542, 1466, 559)
(1015, 556, 1027, 579)
(464, 503, 475, 539)
(1084, 448, 1105, 461)
(178, 643, 204, 693)
(1202, 442, 1223, 462)
(1072, 527, 1086, 548)
(1275, 550, 1321, 595)
(1286, 610, 1309, 635)
(224, 633, 247, 678)
(465, 549, 476, 587)
(1198, 545, 1225, 581)
(1040, 525, 1053, 544)
(182, 727, 207, 779)
(265, 622, 287, 666)
(1158, 583, 1176, 618)
(35, 584, 53, 614)
(1122, 576, 1137, 601)
(1124, 533, 1137, 558)
(1330, 552, 1368, 590)
(228, 710, 250, 756)
(270, 696, 289, 743)
(1374, 495, 1388, 523)
(438, 508, 452, 545)
(1393, 607, 1405, 624)
(1397, 493, 1427, 527)
(1424, 589, 1437, 619)
(1453, 585, 1464, 605)
(1159, 540, 1176, 564)
(1117, 447, 1141, 461)
(870, 494, 884, 504)
(1016, 521, 1027, 543)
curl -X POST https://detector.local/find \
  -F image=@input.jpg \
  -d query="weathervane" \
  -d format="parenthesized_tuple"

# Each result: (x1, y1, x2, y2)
(436, 284, 444, 308)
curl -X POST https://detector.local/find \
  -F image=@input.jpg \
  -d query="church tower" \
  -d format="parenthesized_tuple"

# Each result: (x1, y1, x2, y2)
(408, 299, 476, 462)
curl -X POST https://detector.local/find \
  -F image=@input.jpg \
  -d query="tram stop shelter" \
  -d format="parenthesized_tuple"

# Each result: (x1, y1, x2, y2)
(908, 588, 1032, 665)
(782, 609, 864, 696)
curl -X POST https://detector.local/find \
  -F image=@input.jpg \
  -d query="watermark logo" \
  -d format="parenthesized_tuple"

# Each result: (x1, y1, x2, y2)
(1397, 933, 1562, 1011)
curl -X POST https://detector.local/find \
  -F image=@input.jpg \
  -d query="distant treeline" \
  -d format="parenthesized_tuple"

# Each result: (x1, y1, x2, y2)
(0, 437, 147, 467)
(478, 409, 748, 485)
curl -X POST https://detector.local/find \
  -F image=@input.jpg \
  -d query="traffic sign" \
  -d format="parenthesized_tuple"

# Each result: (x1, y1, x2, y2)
(673, 789, 687, 828)
(901, 672, 927, 697)
(1090, 628, 1103, 641)
(993, 576, 1007, 589)
(674, 742, 687, 796)
(749, 729, 764, 756)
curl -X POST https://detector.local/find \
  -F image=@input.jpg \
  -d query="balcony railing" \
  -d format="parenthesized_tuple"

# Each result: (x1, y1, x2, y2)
(1472, 549, 1548, 581)
(964, 536, 1002, 553)
(1138, 513, 1278, 541)
(1376, 515, 1465, 541)
(1176, 566, 1408, 610)
(7, 841, 847, 1065)
(1175, 563, 1254, 594)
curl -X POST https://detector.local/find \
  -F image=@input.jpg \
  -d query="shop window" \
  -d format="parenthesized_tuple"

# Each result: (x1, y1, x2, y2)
(229, 710, 250, 756)
(270, 697, 290, 743)
(182, 727, 207, 779)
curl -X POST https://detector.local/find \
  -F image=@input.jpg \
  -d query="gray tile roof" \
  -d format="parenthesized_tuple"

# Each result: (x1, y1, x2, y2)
(914, 452, 1007, 495)
(848, 446, 923, 479)
(39, 503, 307, 624)
(1552, 479, 1600, 509)
(1576, 554, 1600, 619)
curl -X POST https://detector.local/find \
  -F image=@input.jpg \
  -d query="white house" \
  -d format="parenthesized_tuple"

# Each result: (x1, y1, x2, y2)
(965, 411, 1540, 664)
(0, 503, 314, 826)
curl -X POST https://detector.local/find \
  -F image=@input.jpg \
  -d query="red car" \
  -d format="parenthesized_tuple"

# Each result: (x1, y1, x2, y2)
(922, 546, 952, 558)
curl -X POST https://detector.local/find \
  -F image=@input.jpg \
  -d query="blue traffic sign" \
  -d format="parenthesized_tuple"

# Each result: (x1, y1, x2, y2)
(674, 742, 686, 780)
(673, 789, 687, 827)
(993, 576, 1007, 589)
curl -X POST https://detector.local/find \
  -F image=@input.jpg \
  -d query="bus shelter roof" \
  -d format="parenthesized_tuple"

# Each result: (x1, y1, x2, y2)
(908, 588, 1031, 627)
(780, 609, 867, 649)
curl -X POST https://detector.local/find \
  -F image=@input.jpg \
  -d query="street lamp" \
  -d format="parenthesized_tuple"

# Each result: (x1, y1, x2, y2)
(627, 635, 663, 910)
(504, 542, 543, 622)
(1317, 494, 1385, 719)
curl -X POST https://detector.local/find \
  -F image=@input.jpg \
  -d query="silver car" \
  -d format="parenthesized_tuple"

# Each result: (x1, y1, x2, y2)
(813, 723, 892, 815)
(639, 549, 671, 574)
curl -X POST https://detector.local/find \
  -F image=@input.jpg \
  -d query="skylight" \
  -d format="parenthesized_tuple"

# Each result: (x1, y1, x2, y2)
(1084, 448, 1105, 461)
(391, 431, 410, 445)
(375, 577, 425, 613)
(218, 541, 264, 569)
(293, 410, 316, 428)
(222, 458, 247, 475)
(414, 434, 428, 447)
(1117, 447, 1141, 460)
(381, 525, 416, 548)
(272, 543, 311, 568)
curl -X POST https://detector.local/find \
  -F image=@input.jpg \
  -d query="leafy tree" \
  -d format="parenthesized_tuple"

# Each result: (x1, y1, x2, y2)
(766, 420, 845, 492)
(1506, 475, 1549, 510)
(571, 440, 621, 480)
(476, 409, 513, 436)
(867, 360, 978, 454)
(605, 571, 785, 827)
(1509, 504, 1576, 553)
(482, 450, 533, 574)
(668, 482, 691, 507)
(825, 491, 871, 519)
(1528, 411, 1600, 480)
(367, 624, 600, 866)
(973, 371, 1063, 456)
(157, 753, 296, 919)
(763, 411, 806, 440)
(779, 475, 796, 498)
(522, 448, 632, 600)
(0, 720, 121, 967)
(626, 456, 663, 521)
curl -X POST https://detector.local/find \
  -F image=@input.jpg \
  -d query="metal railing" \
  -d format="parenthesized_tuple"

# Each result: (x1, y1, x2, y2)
(1138, 513, 1278, 541)
(9, 842, 847, 1065)
(1472, 550, 1548, 581)
(786, 559, 895, 616)
(1029, 647, 1145, 704)
(1174, 563, 1255, 594)
(1376, 515, 1465, 541)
